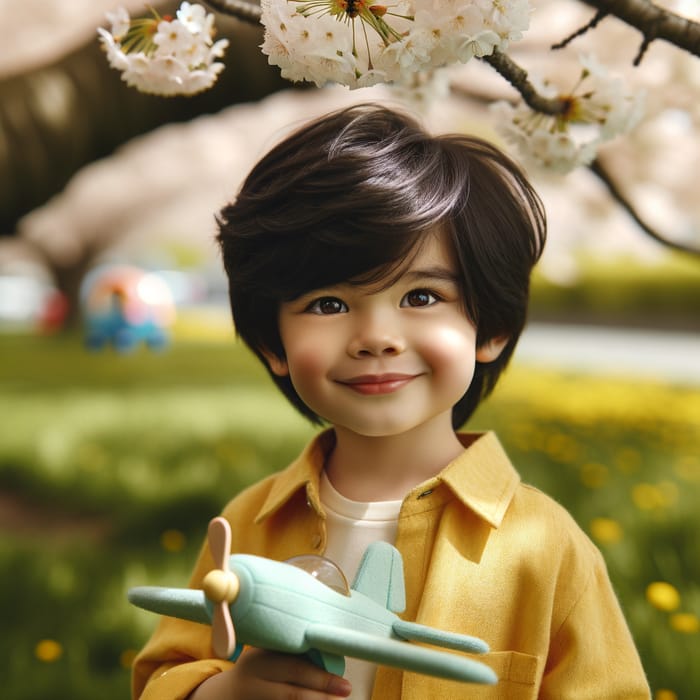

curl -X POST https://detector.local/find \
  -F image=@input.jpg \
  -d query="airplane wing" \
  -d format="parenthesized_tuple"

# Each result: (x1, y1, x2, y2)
(393, 618, 489, 654)
(351, 542, 406, 613)
(128, 586, 211, 625)
(304, 623, 497, 685)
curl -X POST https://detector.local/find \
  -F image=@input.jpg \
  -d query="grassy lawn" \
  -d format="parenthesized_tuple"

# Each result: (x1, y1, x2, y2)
(1, 332, 698, 699)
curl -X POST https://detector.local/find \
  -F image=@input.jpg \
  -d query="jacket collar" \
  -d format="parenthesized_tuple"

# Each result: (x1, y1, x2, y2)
(254, 430, 333, 523)
(438, 432, 520, 528)
(254, 430, 520, 529)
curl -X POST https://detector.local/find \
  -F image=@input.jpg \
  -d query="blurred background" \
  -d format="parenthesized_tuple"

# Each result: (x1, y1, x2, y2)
(0, 1, 698, 698)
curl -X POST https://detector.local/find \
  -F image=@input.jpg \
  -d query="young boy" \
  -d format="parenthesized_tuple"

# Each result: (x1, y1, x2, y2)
(132, 104, 649, 699)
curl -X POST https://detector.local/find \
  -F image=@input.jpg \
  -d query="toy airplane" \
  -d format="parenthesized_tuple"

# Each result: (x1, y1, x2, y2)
(128, 517, 497, 685)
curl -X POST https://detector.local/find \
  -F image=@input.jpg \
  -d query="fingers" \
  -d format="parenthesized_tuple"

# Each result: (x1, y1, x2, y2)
(233, 648, 352, 699)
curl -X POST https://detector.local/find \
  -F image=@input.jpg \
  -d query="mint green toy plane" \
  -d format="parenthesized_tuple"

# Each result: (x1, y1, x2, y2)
(128, 517, 497, 685)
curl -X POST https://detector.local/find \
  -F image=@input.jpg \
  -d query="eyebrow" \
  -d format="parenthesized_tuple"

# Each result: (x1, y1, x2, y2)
(401, 266, 461, 285)
(291, 265, 461, 303)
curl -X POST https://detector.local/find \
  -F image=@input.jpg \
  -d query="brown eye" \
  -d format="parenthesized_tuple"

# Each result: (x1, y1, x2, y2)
(402, 289, 438, 307)
(308, 297, 348, 314)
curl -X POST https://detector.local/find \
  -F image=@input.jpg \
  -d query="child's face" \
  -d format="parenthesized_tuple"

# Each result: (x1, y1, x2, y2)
(264, 229, 503, 438)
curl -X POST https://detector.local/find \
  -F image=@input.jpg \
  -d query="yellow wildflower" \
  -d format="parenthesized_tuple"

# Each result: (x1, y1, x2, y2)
(589, 517, 623, 544)
(669, 613, 699, 634)
(654, 690, 678, 700)
(161, 528, 186, 552)
(580, 462, 609, 489)
(632, 483, 666, 510)
(646, 582, 680, 612)
(35, 639, 63, 663)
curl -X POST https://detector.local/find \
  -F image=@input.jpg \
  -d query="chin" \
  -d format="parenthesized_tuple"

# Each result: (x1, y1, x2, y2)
(335, 418, 425, 439)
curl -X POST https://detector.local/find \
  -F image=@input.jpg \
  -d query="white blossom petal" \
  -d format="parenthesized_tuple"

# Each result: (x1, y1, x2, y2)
(176, 2, 210, 35)
(97, 28, 130, 70)
(97, 3, 228, 97)
(260, 0, 532, 89)
(491, 53, 645, 173)
(106, 6, 130, 39)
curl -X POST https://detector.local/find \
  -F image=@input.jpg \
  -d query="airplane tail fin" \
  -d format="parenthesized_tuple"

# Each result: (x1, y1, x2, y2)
(128, 586, 211, 626)
(351, 542, 406, 613)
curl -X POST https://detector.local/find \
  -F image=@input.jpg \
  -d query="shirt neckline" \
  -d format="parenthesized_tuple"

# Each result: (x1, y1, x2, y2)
(255, 430, 520, 529)
(319, 470, 403, 521)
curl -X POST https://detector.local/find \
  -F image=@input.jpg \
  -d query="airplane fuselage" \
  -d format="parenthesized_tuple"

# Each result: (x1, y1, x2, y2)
(218, 554, 398, 654)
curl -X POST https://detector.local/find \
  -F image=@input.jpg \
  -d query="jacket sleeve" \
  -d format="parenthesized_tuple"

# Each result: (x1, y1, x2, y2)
(540, 548, 650, 699)
(131, 619, 235, 700)
(131, 534, 236, 700)
(130, 470, 295, 700)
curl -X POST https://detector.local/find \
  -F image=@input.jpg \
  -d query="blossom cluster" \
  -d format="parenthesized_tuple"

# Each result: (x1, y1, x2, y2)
(260, 0, 531, 89)
(97, 3, 229, 96)
(491, 55, 645, 174)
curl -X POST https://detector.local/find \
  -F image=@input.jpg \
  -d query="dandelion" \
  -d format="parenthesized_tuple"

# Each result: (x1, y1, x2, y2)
(589, 517, 623, 545)
(632, 482, 678, 511)
(35, 639, 63, 663)
(646, 581, 681, 612)
(669, 612, 699, 634)
(655, 690, 678, 700)
(580, 462, 609, 489)
(260, 0, 531, 88)
(491, 53, 645, 174)
(97, 3, 228, 96)
(543, 432, 580, 464)
(631, 483, 663, 511)
(161, 529, 186, 552)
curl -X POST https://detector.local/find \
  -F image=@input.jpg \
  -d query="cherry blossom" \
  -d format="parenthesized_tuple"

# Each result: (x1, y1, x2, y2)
(492, 55, 645, 173)
(97, 4, 228, 97)
(260, 0, 531, 88)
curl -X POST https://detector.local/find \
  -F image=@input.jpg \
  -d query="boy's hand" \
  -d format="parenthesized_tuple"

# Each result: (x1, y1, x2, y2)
(188, 648, 352, 699)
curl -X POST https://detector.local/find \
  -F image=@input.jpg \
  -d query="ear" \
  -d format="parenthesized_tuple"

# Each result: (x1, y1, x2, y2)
(260, 348, 289, 377)
(476, 336, 509, 363)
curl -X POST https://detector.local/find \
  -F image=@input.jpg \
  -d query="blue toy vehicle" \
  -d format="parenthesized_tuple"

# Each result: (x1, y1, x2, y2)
(82, 265, 175, 352)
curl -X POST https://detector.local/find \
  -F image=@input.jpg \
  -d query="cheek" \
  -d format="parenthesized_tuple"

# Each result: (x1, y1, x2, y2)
(278, 319, 330, 378)
(284, 340, 331, 387)
(420, 325, 477, 383)
(285, 344, 336, 417)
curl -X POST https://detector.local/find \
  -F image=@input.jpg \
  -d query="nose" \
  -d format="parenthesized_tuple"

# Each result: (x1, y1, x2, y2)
(347, 312, 406, 358)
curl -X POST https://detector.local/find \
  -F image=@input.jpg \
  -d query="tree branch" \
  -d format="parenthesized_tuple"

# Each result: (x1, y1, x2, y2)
(551, 8, 608, 50)
(580, 0, 700, 64)
(589, 158, 700, 256)
(480, 49, 566, 115)
(202, 0, 700, 258)
(204, 0, 700, 64)
(204, 0, 262, 25)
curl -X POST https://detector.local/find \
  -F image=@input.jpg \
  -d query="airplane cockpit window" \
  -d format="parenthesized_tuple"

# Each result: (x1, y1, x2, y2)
(285, 554, 351, 596)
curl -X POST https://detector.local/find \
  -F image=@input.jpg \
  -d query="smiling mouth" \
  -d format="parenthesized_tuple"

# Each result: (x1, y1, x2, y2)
(338, 374, 417, 396)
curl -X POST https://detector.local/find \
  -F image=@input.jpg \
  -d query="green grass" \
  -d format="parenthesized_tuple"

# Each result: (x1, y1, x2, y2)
(1, 333, 698, 699)
(530, 253, 700, 329)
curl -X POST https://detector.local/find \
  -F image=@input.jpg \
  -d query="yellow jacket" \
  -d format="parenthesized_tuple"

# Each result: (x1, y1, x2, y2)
(132, 431, 650, 699)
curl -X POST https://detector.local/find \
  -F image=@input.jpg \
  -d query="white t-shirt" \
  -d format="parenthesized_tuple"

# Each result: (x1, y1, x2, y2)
(319, 471, 402, 700)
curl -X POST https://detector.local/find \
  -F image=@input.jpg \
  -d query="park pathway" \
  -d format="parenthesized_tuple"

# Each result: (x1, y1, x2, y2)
(516, 323, 700, 385)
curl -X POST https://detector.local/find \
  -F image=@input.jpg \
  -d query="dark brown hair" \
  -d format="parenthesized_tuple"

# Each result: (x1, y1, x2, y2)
(217, 103, 546, 427)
